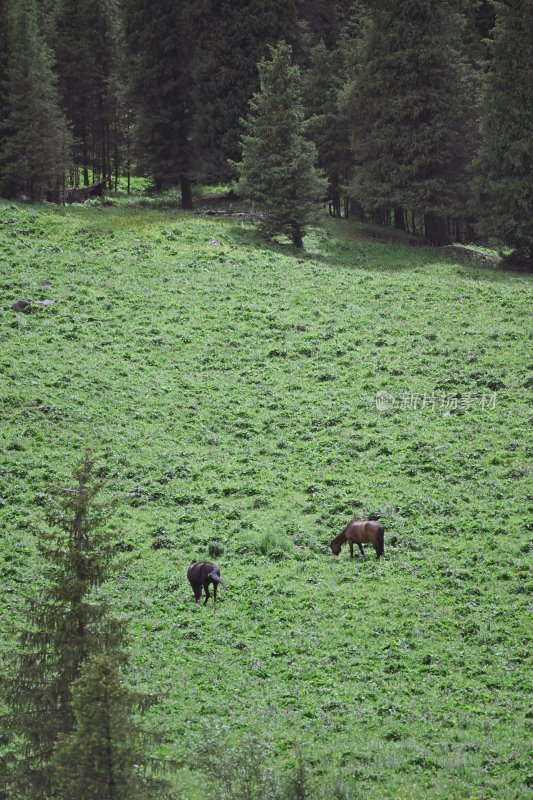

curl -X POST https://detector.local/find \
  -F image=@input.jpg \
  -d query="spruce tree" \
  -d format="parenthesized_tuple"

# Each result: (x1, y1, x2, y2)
(236, 41, 327, 248)
(297, 0, 353, 49)
(52, 655, 164, 800)
(54, 0, 125, 188)
(302, 39, 353, 215)
(190, 0, 300, 183)
(476, 0, 533, 266)
(122, 0, 195, 206)
(0, 0, 71, 199)
(342, 0, 476, 244)
(2, 453, 125, 800)
(0, 0, 8, 159)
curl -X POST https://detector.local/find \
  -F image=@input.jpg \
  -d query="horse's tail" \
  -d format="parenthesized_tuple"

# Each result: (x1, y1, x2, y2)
(376, 524, 385, 558)
(209, 571, 226, 590)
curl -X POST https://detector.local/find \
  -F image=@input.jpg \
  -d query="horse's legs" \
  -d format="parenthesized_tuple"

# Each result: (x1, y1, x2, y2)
(203, 582, 210, 605)
(191, 583, 201, 602)
(349, 541, 354, 558)
(213, 582, 218, 603)
(358, 543, 365, 557)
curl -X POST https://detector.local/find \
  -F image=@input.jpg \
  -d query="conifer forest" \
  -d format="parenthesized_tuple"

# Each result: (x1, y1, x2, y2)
(0, 2, 531, 799)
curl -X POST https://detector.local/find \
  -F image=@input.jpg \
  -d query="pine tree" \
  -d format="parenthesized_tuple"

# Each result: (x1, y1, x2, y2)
(190, 0, 300, 183)
(122, 0, 195, 206)
(342, 0, 476, 244)
(0, 0, 71, 199)
(54, 0, 125, 188)
(2, 453, 125, 800)
(0, 1, 8, 155)
(236, 41, 327, 248)
(302, 38, 353, 216)
(296, 0, 353, 49)
(52, 655, 164, 800)
(476, 0, 533, 266)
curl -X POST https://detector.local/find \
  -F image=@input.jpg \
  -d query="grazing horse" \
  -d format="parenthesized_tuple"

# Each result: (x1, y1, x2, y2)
(187, 561, 226, 605)
(330, 520, 384, 560)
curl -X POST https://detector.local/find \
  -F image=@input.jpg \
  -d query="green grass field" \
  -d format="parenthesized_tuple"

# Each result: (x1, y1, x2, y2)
(0, 196, 531, 799)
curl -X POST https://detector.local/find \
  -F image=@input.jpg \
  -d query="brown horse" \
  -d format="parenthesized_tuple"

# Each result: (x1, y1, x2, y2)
(66, 180, 106, 204)
(187, 561, 226, 605)
(330, 520, 384, 559)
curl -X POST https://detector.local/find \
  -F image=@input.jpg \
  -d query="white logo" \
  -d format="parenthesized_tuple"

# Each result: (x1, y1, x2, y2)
(375, 390, 396, 411)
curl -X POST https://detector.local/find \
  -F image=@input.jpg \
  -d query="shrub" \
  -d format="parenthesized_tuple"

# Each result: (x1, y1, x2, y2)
(249, 530, 292, 558)
(197, 732, 281, 800)
(208, 540, 224, 558)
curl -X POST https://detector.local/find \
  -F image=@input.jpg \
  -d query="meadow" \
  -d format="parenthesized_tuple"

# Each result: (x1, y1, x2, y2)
(0, 194, 531, 799)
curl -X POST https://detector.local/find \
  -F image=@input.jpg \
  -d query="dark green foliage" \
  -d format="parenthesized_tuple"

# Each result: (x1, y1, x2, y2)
(301, 6, 368, 218)
(236, 41, 327, 247)
(35, 0, 58, 46)
(54, 0, 125, 188)
(342, 0, 476, 244)
(122, 0, 194, 205)
(297, 0, 353, 49)
(52, 655, 165, 800)
(302, 38, 353, 207)
(0, 0, 8, 154)
(462, 0, 496, 67)
(190, 0, 300, 183)
(2, 453, 125, 800)
(475, 0, 533, 265)
(0, 0, 71, 199)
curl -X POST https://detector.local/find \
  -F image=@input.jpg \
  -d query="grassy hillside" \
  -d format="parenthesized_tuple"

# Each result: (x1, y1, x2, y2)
(0, 197, 531, 799)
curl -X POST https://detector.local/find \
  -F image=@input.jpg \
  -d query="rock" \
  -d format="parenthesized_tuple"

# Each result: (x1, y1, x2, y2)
(11, 299, 32, 312)
(36, 299, 55, 307)
(209, 239, 222, 246)
(40, 279, 51, 286)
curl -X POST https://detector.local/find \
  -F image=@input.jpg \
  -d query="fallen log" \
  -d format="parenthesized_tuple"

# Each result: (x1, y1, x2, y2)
(66, 180, 106, 204)
(202, 209, 262, 218)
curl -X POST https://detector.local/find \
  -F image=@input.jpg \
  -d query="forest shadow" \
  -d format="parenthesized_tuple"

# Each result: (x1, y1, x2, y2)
(226, 216, 531, 284)
(227, 216, 442, 275)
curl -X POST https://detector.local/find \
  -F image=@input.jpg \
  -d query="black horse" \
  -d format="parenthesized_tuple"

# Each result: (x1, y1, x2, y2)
(187, 561, 226, 605)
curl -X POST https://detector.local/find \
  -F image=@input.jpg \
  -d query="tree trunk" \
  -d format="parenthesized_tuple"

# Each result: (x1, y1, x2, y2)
(106, 121, 112, 190)
(104, 687, 116, 800)
(424, 212, 450, 246)
(464, 223, 475, 243)
(328, 189, 340, 217)
(350, 199, 364, 220)
(343, 196, 350, 219)
(180, 176, 193, 209)
(113, 105, 118, 191)
(292, 225, 303, 248)
(394, 206, 406, 231)
(82, 136, 89, 187)
(373, 208, 387, 226)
